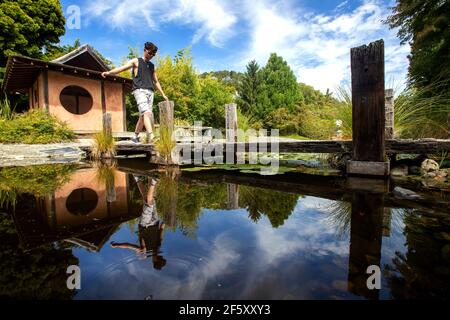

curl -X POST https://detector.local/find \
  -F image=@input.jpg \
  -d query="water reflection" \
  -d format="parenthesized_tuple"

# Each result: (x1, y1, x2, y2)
(0, 163, 449, 299)
(111, 175, 166, 270)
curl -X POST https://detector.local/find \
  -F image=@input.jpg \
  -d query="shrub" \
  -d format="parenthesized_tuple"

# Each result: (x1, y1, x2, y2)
(0, 110, 75, 144)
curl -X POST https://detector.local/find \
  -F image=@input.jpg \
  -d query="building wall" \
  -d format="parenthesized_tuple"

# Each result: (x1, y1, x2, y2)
(52, 168, 129, 229)
(39, 71, 125, 132)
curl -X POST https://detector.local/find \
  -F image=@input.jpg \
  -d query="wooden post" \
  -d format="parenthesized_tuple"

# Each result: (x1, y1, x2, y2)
(385, 89, 394, 139)
(158, 101, 174, 139)
(103, 113, 112, 137)
(347, 40, 390, 177)
(225, 103, 238, 143)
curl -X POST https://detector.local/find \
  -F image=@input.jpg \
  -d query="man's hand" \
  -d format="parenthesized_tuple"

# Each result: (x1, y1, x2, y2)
(101, 71, 109, 78)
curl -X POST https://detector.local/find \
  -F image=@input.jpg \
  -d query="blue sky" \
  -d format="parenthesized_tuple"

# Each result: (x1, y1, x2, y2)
(60, 0, 410, 93)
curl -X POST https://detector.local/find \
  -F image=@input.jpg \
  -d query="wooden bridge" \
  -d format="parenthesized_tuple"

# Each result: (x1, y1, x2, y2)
(83, 40, 450, 177)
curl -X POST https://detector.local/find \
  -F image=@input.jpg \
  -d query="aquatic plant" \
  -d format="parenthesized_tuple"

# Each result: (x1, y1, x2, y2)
(91, 130, 116, 160)
(154, 124, 176, 164)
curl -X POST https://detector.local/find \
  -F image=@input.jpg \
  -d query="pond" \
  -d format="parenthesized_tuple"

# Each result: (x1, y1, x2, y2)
(0, 160, 449, 300)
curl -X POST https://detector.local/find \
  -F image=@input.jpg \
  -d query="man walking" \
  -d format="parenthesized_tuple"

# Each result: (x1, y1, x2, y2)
(102, 42, 168, 143)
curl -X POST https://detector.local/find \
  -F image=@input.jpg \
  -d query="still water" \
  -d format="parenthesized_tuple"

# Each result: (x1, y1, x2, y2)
(0, 161, 449, 300)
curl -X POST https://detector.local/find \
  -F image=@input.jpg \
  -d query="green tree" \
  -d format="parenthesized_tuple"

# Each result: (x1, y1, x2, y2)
(0, 0, 65, 65)
(44, 39, 81, 61)
(237, 60, 262, 120)
(386, 0, 450, 94)
(257, 53, 301, 120)
(155, 49, 200, 120)
(193, 76, 234, 128)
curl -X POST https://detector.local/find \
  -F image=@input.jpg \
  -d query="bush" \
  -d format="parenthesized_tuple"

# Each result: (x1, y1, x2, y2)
(0, 110, 75, 144)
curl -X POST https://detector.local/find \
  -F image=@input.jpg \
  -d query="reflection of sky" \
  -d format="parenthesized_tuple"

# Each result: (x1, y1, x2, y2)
(73, 196, 404, 300)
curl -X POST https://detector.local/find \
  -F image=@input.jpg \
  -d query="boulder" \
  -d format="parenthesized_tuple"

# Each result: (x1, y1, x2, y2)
(393, 186, 423, 201)
(421, 159, 439, 175)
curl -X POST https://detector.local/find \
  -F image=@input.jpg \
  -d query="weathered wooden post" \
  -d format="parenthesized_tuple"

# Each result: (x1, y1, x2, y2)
(103, 112, 112, 137)
(225, 103, 238, 143)
(347, 40, 390, 177)
(385, 89, 394, 139)
(158, 101, 175, 138)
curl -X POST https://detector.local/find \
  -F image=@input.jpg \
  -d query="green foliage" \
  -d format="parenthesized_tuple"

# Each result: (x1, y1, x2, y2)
(92, 130, 116, 160)
(264, 107, 301, 136)
(193, 76, 234, 128)
(155, 125, 176, 163)
(0, 109, 75, 144)
(237, 60, 261, 120)
(43, 38, 81, 61)
(0, 213, 78, 299)
(0, 93, 15, 120)
(387, 0, 450, 95)
(201, 70, 243, 90)
(257, 53, 301, 120)
(0, 0, 66, 66)
(0, 164, 78, 207)
(154, 49, 200, 121)
(394, 80, 450, 138)
(239, 186, 298, 228)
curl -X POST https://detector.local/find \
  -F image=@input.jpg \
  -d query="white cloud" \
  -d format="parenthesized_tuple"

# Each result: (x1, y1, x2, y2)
(84, 0, 237, 47)
(237, 0, 409, 93)
(83, 0, 409, 93)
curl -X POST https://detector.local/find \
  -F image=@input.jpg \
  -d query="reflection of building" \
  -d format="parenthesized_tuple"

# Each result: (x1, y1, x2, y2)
(12, 168, 140, 251)
(2, 45, 131, 133)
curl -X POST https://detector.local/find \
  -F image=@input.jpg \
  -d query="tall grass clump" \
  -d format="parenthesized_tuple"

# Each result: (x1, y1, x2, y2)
(92, 130, 116, 160)
(0, 94, 15, 120)
(155, 125, 176, 164)
(334, 80, 450, 139)
(0, 110, 75, 144)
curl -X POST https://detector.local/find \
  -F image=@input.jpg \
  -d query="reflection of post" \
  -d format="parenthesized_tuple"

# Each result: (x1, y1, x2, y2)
(227, 184, 239, 210)
(106, 173, 116, 203)
(382, 207, 392, 237)
(163, 168, 179, 229)
(348, 192, 384, 300)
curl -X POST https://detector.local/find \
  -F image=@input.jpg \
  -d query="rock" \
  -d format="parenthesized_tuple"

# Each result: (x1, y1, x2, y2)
(437, 170, 448, 177)
(391, 164, 408, 177)
(424, 172, 437, 179)
(408, 165, 421, 175)
(393, 186, 423, 200)
(421, 159, 439, 175)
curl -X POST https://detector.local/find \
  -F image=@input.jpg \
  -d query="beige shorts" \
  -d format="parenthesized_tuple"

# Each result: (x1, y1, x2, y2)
(133, 88, 154, 116)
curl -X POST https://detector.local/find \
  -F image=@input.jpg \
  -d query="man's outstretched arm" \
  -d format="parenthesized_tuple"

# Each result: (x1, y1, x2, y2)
(101, 58, 137, 78)
(153, 71, 169, 101)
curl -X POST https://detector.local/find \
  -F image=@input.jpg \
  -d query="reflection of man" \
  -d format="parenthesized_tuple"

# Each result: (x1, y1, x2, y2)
(111, 175, 166, 270)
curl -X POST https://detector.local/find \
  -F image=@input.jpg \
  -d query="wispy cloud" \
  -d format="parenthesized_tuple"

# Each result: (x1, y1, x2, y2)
(84, 0, 237, 47)
(82, 0, 409, 93)
(237, 0, 410, 93)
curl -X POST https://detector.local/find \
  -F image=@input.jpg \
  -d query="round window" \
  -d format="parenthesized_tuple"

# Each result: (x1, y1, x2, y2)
(66, 188, 98, 216)
(59, 85, 93, 115)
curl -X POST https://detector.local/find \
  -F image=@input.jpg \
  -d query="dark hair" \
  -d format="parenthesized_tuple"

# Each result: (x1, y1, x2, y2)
(145, 42, 158, 55)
